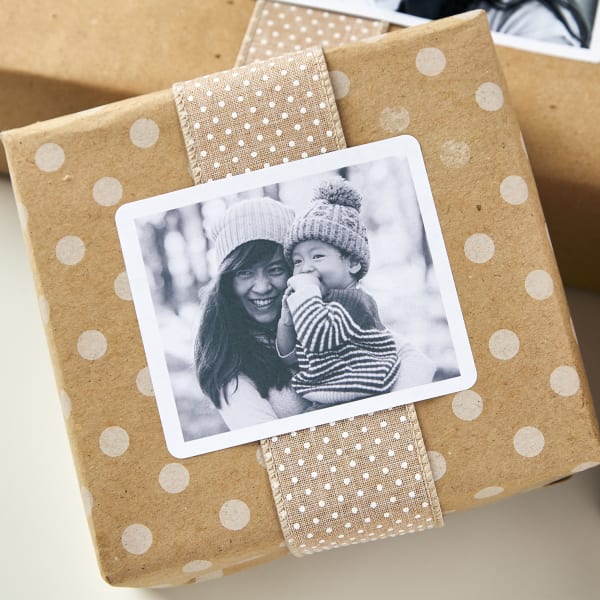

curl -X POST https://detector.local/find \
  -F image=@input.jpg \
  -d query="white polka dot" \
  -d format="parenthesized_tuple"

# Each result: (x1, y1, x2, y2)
(159, 463, 190, 494)
(81, 486, 93, 517)
(59, 389, 72, 419)
(77, 330, 107, 360)
(92, 177, 123, 206)
(427, 451, 447, 481)
(571, 461, 600, 474)
(38, 295, 49, 326)
(550, 365, 580, 397)
(99, 426, 129, 457)
(113, 272, 132, 300)
(136, 367, 154, 396)
(452, 390, 483, 421)
(219, 499, 251, 531)
(35, 143, 65, 172)
(489, 329, 519, 360)
(525, 270, 554, 300)
(195, 570, 224, 583)
(464, 233, 494, 263)
(182, 560, 213, 574)
(440, 140, 470, 168)
(256, 446, 266, 468)
(416, 48, 446, 77)
(474, 486, 504, 499)
(55, 236, 85, 265)
(329, 70, 350, 99)
(513, 426, 545, 457)
(500, 175, 528, 205)
(379, 106, 410, 134)
(476, 82, 504, 111)
(121, 524, 153, 555)
(130, 118, 160, 148)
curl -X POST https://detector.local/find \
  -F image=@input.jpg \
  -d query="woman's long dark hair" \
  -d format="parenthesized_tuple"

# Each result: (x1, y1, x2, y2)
(194, 240, 292, 409)
(402, 0, 591, 47)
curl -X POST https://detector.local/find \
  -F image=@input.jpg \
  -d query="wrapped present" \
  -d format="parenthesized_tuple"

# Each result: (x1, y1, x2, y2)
(2, 12, 599, 588)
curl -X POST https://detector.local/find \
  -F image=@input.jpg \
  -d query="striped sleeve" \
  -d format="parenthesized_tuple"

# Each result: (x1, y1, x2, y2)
(288, 293, 396, 355)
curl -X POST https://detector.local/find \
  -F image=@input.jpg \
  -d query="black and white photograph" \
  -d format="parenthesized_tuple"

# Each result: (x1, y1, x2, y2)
(283, 0, 600, 61)
(116, 137, 476, 458)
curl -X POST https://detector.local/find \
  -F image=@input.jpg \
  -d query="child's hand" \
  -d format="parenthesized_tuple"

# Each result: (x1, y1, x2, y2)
(279, 287, 294, 326)
(287, 273, 321, 293)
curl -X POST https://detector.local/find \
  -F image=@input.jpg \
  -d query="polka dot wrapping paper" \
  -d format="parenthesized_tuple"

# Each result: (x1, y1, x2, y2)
(3, 11, 600, 588)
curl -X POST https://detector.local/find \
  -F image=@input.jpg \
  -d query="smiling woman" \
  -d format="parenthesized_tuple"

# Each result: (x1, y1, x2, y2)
(194, 197, 313, 429)
(231, 245, 289, 325)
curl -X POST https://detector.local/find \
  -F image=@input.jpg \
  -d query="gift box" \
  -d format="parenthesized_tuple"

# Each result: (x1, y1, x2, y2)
(2, 12, 600, 588)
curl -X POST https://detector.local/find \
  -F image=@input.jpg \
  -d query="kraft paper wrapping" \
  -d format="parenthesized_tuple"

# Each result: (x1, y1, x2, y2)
(2, 13, 600, 588)
(0, 0, 257, 173)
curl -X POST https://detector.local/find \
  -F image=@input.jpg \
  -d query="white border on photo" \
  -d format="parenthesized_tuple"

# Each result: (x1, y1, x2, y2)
(116, 136, 477, 459)
(277, 0, 600, 63)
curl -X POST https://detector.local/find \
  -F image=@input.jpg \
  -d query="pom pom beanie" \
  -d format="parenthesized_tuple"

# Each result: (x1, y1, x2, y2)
(284, 177, 370, 278)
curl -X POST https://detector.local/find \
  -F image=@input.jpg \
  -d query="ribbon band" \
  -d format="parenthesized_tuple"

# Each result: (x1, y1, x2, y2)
(173, 33, 443, 558)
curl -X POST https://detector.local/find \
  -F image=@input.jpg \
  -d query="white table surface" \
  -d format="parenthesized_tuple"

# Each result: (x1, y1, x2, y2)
(1, 174, 599, 600)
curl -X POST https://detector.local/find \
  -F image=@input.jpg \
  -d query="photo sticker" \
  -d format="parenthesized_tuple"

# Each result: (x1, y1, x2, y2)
(279, 0, 600, 63)
(116, 137, 477, 458)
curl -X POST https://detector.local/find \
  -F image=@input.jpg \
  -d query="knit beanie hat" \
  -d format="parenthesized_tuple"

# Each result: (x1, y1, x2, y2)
(284, 177, 370, 278)
(211, 196, 295, 266)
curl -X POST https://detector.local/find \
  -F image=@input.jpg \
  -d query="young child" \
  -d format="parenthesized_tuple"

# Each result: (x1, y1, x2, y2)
(276, 177, 400, 405)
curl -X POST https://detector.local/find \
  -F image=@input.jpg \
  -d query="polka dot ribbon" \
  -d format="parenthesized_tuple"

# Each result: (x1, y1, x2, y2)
(262, 406, 443, 556)
(237, 0, 389, 66)
(173, 47, 344, 184)
(172, 45, 443, 557)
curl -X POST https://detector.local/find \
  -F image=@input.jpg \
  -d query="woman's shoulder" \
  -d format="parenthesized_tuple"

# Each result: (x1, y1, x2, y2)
(222, 373, 261, 399)
(219, 375, 279, 429)
(222, 376, 311, 419)
(268, 385, 313, 418)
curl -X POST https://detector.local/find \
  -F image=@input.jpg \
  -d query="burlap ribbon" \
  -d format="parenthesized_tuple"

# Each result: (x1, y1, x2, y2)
(173, 39, 443, 557)
(237, 0, 389, 66)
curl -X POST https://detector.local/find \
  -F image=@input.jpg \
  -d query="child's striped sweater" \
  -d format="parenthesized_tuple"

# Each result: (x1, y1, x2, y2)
(285, 285, 400, 405)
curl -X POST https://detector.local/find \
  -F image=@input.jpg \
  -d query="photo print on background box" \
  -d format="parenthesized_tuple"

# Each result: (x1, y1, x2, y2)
(116, 137, 476, 458)
(279, 0, 600, 62)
